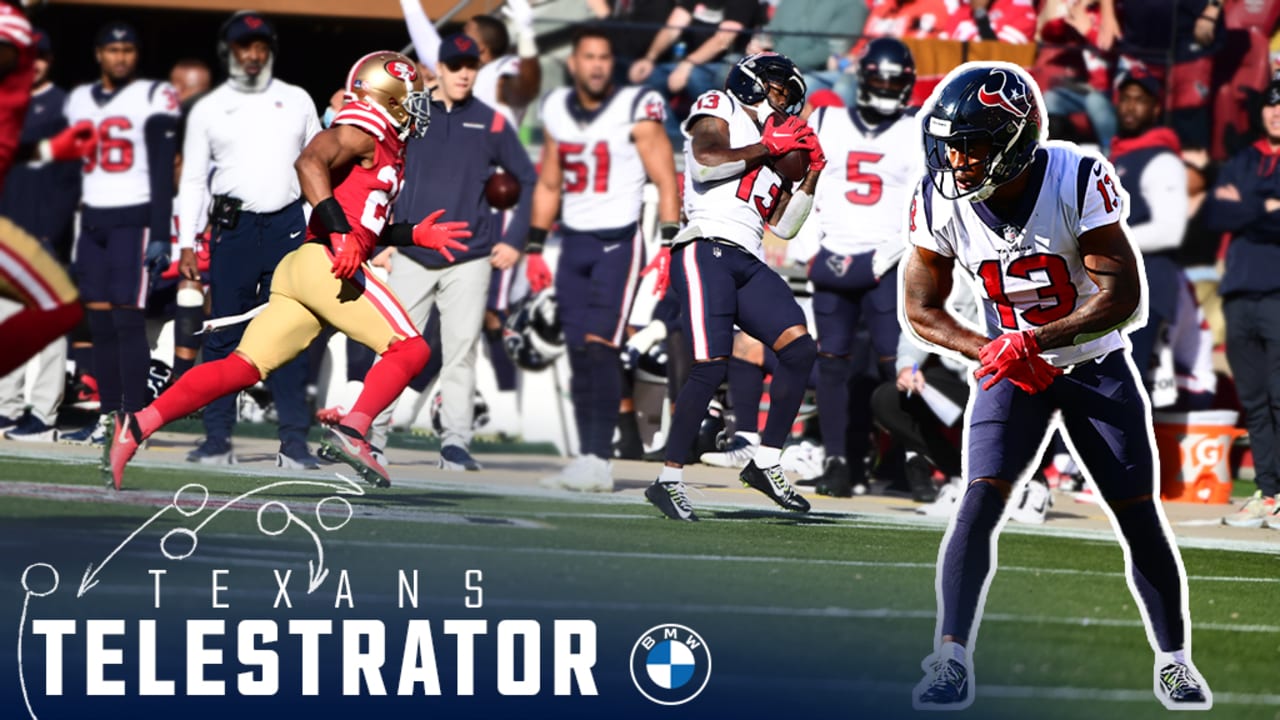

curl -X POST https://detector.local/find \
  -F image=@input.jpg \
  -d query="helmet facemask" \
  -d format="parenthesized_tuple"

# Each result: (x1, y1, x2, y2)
(924, 112, 1036, 202)
(857, 71, 912, 118)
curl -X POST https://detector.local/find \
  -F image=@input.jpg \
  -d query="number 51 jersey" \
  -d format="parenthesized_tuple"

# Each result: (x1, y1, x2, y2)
(907, 143, 1134, 368)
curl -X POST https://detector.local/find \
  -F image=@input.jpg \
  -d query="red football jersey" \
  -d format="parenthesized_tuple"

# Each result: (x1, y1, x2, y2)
(307, 100, 406, 260)
(0, 3, 34, 195)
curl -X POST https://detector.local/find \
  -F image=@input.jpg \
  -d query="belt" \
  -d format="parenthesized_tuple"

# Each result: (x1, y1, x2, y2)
(674, 236, 752, 255)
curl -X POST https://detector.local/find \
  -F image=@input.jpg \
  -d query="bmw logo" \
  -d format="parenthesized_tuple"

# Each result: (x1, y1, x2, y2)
(629, 624, 711, 705)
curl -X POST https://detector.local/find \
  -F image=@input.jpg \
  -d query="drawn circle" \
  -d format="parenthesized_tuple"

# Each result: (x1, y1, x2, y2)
(172, 483, 209, 517)
(160, 527, 198, 560)
(316, 496, 353, 532)
(629, 624, 712, 706)
(257, 501, 293, 536)
(21, 563, 59, 597)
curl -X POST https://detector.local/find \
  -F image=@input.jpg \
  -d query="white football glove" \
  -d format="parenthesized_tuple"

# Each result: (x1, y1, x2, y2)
(626, 320, 667, 355)
(503, 0, 538, 56)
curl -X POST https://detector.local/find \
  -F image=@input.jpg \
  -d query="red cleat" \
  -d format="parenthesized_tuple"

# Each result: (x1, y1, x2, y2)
(104, 412, 144, 491)
(315, 406, 346, 426)
(319, 425, 390, 488)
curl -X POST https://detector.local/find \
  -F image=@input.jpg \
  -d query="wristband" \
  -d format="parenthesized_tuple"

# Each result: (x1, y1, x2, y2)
(517, 29, 538, 58)
(380, 222, 414, 247)
(314, 197, 353, 235)
(526, 227, 548, 254)
(659, 222, 679, 246)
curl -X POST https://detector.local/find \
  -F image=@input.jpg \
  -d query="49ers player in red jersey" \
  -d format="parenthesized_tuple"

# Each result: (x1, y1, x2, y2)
(0, 1, 97, 378)
(106, 51, 470, 489)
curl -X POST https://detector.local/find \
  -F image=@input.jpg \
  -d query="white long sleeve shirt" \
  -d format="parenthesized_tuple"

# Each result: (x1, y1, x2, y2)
(1126, 151, 1187, 255)
(175, 79, 320, 250)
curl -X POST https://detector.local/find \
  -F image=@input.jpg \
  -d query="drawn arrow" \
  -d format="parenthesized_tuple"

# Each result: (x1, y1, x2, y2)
(77, 506, 171, 597)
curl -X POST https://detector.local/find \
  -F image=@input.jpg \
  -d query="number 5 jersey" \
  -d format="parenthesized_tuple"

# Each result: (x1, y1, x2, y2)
(908, 143, 1132, 367)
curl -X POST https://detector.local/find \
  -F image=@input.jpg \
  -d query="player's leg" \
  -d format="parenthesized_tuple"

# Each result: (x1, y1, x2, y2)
(1222, 295, 1280, 525)
(735, 257, 815, 512)
(701, 332, 764, 468)
(0, 217, 81, 379)
(105, 224, 153, 418)
(1128, 254, 1181, 383)
(914, 376, 1053, 710)
(68, 221, 120, 445)
(432, 258, 492, 471)
(645, 241, 735, 521)
(1057, 352, 1210, 708)
(171, 278, 205, 379)
(484, 266, 517, 391)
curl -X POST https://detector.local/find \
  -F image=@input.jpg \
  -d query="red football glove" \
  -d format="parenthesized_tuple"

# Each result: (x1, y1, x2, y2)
(640, 245, 671, 297)
(44, 120, 99, 162)
(526, 252, 552, 293)
(808, 133, 828, 174)
(412, 209, 471, 262)
(760, 114, 816, 157)
(329, 234, 363, 279)
(974, 330, 1061, 393)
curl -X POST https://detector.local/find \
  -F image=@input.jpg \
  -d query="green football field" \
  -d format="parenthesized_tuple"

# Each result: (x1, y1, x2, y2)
(1, 450, 1277, 719)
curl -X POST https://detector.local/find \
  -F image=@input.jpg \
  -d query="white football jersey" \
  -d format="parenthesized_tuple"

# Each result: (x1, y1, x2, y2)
(541, 85, 666, 231)
(475, 54, 523, 128)
(65, 79, 180, 208)
(807, 106, 923, 256)
(680, 90, 789, 261)
(908, 142, 1132, 367)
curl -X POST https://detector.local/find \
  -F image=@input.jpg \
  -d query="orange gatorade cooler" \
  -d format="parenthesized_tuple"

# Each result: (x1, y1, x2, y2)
(1152, 411, 1245, 504)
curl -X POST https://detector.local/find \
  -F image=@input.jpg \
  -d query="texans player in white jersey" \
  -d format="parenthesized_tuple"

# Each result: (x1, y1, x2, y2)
(802, 37, 923, 498)
(527, 27, 680, 493)
(62, 22, 180, 446)
(643, 52, 824, 522)
(901, 63, 1210, 710)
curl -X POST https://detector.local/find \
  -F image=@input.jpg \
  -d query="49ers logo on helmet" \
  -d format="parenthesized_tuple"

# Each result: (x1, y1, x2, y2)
(976, 69, 1029, 118)
(384, 60, 417, 83)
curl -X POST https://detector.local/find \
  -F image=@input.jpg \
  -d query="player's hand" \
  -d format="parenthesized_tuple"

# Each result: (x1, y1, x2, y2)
(977, 330, 1039, 367)
(640, 246, 672, 297)
(329, 234, 363, 279)
(975, 331, 1061, 393)
(526, 252, 552, 293)
(411, 209, 471, 263)
(176, 248, 200, 281)
(807, 133, 828, 173)
(502, 0, 534, 32)
(490, 242, 520, 271)
(760, 114, 816, 157)
(371, 247, 395, 272)
(44, 120, 99, 162)
(144, 239, 171, 278)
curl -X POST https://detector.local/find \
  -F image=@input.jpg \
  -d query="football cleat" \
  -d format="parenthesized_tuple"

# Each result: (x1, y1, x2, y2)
(815, 455, 854, 498)
(315, 406, 346, 426)
(104, 412, 144, 491)
(740, 460, 810, 512)
(917, 479, 964, 517)
(645, 480, 699, 522)
(187, 438, 235, 465)
(1008, 478, 1052, 524)
(277, 442, 320, 470)
(540, 455, 613, 492)
(3, 411, 57, 442)
(1155, 661, 1211, 709)
(906, 454, 939, 502)
(438, 444, 482, 472)
(700, 432, 758, 469)
(320, 425, 391, 488)
(913, 654, 971, 710)
(62, 413, 109, 447)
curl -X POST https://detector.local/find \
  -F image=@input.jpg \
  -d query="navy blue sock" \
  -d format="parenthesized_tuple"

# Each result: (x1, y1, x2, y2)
(485, 326, 518, 391)
(816, 354, 853, 458)
(567, 346, 594, 455)
(87, 309, 121, 414)
(940, 481, 1006, 643)
(761, 335, 816, 448)
(728, 357, 763, 435)
(586, 342, 623, 459)
(112, 308, 150, 413)
(1114, 499, 1186, 652)
(665, 359, 728, 465)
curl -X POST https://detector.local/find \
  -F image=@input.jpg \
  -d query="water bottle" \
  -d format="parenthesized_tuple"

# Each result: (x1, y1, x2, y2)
(673, 41, 687, 60)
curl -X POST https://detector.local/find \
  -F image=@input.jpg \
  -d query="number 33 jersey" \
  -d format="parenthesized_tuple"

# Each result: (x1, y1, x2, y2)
(908, 143, 1131, 367)
(540, 85, 666, 231)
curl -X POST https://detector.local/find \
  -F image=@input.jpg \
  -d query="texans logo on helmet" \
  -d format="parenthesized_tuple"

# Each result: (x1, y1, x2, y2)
(384, 60, 417, 82)
(976, 69, 1029, 118)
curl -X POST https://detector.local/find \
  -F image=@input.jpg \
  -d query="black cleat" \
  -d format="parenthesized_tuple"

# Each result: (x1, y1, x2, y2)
(740, 461, 810, 512)
(913, 655, 970, 710)
(1156, 662, 1211, 709)
(815, 455, 853, 498)
(906, 454, 939, 503)
(645, 481, 699, 522)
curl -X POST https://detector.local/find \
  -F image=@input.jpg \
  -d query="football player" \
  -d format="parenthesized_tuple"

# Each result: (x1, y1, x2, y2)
(528, 27, 680, 492)
(643, 52, 823, 521)
(0, 2, 93, 381)
(804, 37, 922, 497)
(60, 23, 180, 446)
(106, 51, 471, 490)
(902, 63, 1210, 710)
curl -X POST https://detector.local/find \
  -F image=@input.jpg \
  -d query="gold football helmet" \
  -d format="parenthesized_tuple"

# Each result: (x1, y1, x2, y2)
(345, 50, 431, 139)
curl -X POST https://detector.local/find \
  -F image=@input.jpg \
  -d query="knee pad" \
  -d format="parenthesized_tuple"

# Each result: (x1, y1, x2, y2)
(776, 334, 817, 371)
(385, 335, 430, 374)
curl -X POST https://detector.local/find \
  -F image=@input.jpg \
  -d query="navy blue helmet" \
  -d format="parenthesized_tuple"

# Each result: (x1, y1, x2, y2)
(922, 64, 1042, 201)
(856, 37, 916, 117)
(503, 289, 564, 371)
(725, 52, 806, 118)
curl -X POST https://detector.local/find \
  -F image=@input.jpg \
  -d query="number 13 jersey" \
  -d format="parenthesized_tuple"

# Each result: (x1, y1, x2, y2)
(908, 143, 1132, 367)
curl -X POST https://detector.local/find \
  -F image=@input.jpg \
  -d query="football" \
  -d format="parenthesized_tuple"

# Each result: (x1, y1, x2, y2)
(484, 171, 521, 210)
(771, 149, 810, 182)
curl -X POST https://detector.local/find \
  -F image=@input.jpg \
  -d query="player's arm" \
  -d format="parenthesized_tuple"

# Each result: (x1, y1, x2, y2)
(1030, 221, 1141, 350)
(523, 129, 561, 292)
(902, 246, 989, 360)
(296, 124, 374, 251)
(766, 166, 820, 239)
(634, 117, 680, 227)
(144, 85, 181, 276)
(498, 0, 541, 110)
(687, 115, 769, 182)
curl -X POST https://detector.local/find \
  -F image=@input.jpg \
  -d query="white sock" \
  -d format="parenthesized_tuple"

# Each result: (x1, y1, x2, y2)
(753, 445, 782, 468)
(737, 431, 760, 446)
(1158, 649, 1188, 666)
(939, 640, 967, 664)
(659, 466, 683, 484)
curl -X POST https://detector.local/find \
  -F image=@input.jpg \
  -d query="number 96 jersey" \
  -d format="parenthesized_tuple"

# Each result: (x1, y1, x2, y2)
(908, 143, 1133, 367)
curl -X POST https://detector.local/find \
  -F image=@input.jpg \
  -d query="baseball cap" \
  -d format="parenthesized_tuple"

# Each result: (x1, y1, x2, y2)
(1115, 64, 1162, 100)
(222, 11, 274, 45)
(438, 33, 480, 66)
(1265, 74, 1280, 107)
(95, 21, 138, 48)
(32, 28, 50, 57)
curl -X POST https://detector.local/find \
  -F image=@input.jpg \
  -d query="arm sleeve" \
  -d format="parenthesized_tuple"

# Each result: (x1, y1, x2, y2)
(1127, 152, 1187, 254)
(176, 99, 212, 251)
(1076, 156, 1124, 234)
(907, 178, 955, 257)
(400, 0, 441, 73)
(495, 118, 537, 250)
(145, 84, 181, 246)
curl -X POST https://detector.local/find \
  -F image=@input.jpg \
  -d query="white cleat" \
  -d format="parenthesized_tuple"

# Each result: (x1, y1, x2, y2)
(539, 455, 614, 492)
(1008, 479, 1052, 524)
